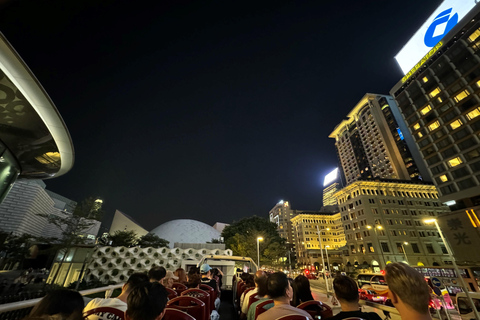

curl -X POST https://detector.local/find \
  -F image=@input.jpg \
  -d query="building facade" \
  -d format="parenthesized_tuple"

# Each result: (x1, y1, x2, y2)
(329, 93, 428, 186)
(335, 179, 450, 272)
(323, 168, 341, 206)
(291, 210, 346, 270)
(269, 200, 298, 245)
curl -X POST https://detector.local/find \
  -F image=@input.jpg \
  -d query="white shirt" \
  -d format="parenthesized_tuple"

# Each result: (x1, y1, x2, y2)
(241, 288, 258, 314)
(84, 298, 126, 320)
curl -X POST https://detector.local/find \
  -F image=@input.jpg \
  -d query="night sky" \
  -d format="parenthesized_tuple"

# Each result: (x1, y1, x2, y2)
(0, 0, 440, 230)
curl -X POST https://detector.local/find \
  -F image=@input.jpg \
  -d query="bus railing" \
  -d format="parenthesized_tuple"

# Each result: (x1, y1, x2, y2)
(0, 284, 123, 314)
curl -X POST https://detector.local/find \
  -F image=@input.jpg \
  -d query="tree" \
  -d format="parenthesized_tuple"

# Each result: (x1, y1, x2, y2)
(221, 216, 286, 266)
(0, 233, 34, 270)
(137, 233, 169, 248)
(109, 230, 138, 247)
(37, 197, 101, 284)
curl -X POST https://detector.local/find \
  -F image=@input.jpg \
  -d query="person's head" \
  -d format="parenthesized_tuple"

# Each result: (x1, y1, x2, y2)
(386, 262, 431, 315)
(161, 270, 179, 288)
(148, 267, 166, 282)
(267, 272, 293, 301)
(125, 282, 168, 320)
(29, 289, 84, 320)
(175, 268, 187, 283)
(186, 273, 201, 288)
(240, 272, 250, 282)
(200, 264, 212, 277)
(256, 272, 269, 297)
(293, 275, 314, 305)
(245, 274, 255, 288)
(123, 272, 150, 295)
(333, 275, 359, 303)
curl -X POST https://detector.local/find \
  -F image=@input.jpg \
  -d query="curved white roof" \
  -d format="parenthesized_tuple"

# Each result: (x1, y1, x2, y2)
(150, 219, 221, 248)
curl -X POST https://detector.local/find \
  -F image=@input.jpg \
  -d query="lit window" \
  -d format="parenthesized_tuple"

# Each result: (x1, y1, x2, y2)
(428, 121, 440, 132)
(422, 76, 429, 83)
(429, 87, 441, 98)
(417, 132, 423, 138)
(448, 157, 463, 167)
(450, 119, 463, 130)
(454, 90, 470, 103)
(420, 105, 432, 115)
(466, 107, 480, 120)
(413, 123, 421, 130)
(469, 28, 480, 42)
(476, 80, 480, 88)
(438, 97, 443, 103)
(439, 175, 448, 182)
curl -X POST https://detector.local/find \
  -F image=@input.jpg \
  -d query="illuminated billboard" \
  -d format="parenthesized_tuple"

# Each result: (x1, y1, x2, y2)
(323, 168, 339, 186)
(395, 0, 478, 75)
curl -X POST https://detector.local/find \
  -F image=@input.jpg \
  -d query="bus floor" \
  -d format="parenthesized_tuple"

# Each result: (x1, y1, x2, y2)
(218, 290, 236, 320)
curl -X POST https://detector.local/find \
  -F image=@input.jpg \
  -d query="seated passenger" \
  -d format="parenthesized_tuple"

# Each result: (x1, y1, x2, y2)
(29, 289, 84, 320)
(240, 273, 256, 317)
(292, 275, 314, 306)
(247, 272, 271, 320)
(84, 273, 149, 320)
(257, 272, 312, 320)
(125, 282, 168, 320)
(174, 268, 187, 284)
(329, 275, 382, 320)
(161, 270, 178, 289)
(148, 266, 166, 284)
(386, 262, 433, 320)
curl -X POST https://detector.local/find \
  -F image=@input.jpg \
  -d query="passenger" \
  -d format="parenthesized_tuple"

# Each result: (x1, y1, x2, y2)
(240, 271, 265, 318)
(292, 275, 315, 306)
(84, 273, 149, 320)
(385, 262, 432, 320)
(29, 289, 83, 320)
(125, 282, 168, 320)
(246, 272, 271, 320)
(329, 275, 381, 320)
(240, 274, 255, 317)
(257, 272, 313, 320)
(186, 273, 201, 289)
(211, 267, 224, 290)
(148, 266, 166, 284)
(174, 268, 187, 284)
(200, 263, 221, 309)
(161, 270, 178, 289)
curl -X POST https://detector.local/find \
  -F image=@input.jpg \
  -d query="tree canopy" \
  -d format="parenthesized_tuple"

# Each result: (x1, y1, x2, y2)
(109, 230, 137, 247)
(221, 216, 286, 266)
(137, 233, 169, 248)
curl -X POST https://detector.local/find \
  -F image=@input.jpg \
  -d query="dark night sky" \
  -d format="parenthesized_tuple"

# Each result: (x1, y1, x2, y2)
(0, 0, 440, 230)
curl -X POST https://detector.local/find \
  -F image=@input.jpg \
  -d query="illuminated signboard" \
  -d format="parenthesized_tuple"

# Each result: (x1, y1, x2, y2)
(395, 0, 478, 75)
(323, 168, 339, 186)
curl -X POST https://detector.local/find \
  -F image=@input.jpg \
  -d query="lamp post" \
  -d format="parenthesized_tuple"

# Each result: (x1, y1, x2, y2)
(257, 237, 263, 269)
(316, 225, 329, 294)
(401, 242, 409, 264)
(424, 219, 480, 320)
(367, 225, 386, 269)
(325, 245, 331, 289)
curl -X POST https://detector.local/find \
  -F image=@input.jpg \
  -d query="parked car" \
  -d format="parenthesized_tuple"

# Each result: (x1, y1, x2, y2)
(358, 289, 387, 304)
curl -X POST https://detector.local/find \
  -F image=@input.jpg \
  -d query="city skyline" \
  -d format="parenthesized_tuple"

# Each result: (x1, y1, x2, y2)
(0, 0, 441, 228)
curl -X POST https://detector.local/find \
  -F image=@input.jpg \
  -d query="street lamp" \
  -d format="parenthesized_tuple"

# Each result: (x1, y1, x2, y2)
(257, 237, 263, 269)
(401, 242, 409, 264)
(367, 225, 386, 269)
(325, 245, 331, 276)
(316, 225, 330, 294)
(424, 218, 480, 320)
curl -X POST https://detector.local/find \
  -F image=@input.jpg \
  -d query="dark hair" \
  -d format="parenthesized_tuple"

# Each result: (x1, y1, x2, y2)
(293, 275, 314, 306)
(29, 289, 84, 320)
(333, 275, 358, 302)
(125, 272, 149, 293)
(245, 274, 255, 288)
(126, 282, 168, 320)
(175, 268, 187, 283)
(148, 267, 166, 282)
(188, 266, 200, 276)
(186, 273, 201, 288)
(267, 272, 289, 299)
(256, 275, 268, 297)
(240, 272, 250, 282)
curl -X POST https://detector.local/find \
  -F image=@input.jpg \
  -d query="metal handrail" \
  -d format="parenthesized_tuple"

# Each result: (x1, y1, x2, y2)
(0, 284, 123, 313)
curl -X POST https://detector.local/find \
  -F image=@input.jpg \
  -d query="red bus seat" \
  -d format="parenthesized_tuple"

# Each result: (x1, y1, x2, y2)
(163, 308, 195, 320)
(254, 299, 274, 319)
(297, 300, 333, 319)
(181, 288, 211, 320)
(167, 296, 206, 320)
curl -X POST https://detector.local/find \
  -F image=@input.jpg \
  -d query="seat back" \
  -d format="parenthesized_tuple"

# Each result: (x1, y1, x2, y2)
(167, 296, 206, 320)
(238, 283, 248, 300)
(172, 282, 187, 295)
(248, 294, 261, 310)
(297, 300, 333, 319)
(163, 308, 195, 320)
(199, 284, 216, 311)
(166, 287, 178, 300)
(255, 299, 274, 319)
(84, 307, 125, 320)
(181, 288, 211, 320)
(276, 315, 310, 320)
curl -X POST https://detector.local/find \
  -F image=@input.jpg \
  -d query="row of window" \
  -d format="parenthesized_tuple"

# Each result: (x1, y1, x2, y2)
(350, 242, 446, 255)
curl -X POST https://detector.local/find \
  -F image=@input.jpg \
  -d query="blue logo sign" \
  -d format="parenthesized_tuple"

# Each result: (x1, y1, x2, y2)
(431, 277, 442, 287)
(424, 8, 458, 47)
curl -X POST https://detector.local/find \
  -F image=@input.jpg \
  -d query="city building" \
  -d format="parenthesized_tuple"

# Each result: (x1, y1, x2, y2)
(269, 200, 298, 245)
(0, 33, 74, 202)
(109, 209, 149, 237)
(329, 93, 429, 186)
(389, 1, 480, 263)
(323, 168, 341, 206)
(291, 207, 346, 271)
(335, 179, 451, 272)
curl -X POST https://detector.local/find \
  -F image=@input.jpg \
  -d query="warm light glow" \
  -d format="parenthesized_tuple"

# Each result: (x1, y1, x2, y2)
(466, 107, 480, 120)
(404, 242, 409, 245)
(454, 90, 470, 103)
(422, 76, 428, 83)
(428, 121, 440, 132)
(366, 225, 372, 229)
(448, 157, 463, 167)
(376, 225, 383, 229)
(439, 175, 448, 182)
(257, 237, 263, 241)
(420, 105, 432, 115)
(413, 123, 421, 130)
(424, 219, 436, 224)
(450, 119, 463, 130)
(428, 87, 441, 98)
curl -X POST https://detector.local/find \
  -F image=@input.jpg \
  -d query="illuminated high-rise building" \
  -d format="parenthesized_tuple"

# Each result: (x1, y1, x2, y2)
(323, 168, 341, 206)
(329, 93, 428, 186)
(269, 200, 297, 245)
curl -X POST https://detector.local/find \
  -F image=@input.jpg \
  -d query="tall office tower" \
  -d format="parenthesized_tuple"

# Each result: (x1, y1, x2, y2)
(291, 207, 346, 270)
(323, 168, 341, 206)
(335, 179, 451, 271)
(269, 200, 297, 245)
(390, 2, 480, 213)
(329, 93, 428, 186)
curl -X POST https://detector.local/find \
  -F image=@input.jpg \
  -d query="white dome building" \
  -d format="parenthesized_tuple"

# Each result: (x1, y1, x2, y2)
(151, 219, 221, 248)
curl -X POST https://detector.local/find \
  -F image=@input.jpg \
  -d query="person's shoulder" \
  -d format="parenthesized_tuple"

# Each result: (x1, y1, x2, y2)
(84, 298, 127, 311)
(364, 311, 383, 320)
